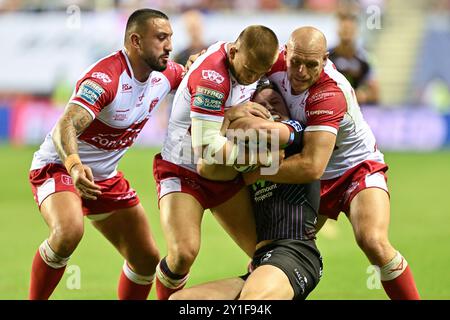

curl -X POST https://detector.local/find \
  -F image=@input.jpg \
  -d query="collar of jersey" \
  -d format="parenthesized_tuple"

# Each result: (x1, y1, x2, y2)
(121, 48, 151, 87)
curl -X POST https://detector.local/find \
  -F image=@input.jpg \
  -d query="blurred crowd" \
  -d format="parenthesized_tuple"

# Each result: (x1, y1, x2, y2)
(0, 0, 384, 13)
(2, 0, 449, 14)
(1, 0, 449, 111)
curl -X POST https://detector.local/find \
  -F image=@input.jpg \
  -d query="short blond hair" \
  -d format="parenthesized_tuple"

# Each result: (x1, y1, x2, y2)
(236, 25, 279, 66)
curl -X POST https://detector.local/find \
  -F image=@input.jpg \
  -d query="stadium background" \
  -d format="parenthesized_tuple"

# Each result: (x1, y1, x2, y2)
(0, 0, 449, 299)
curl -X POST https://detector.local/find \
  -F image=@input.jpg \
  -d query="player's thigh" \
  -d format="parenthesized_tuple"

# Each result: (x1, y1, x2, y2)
(239, 265, 294, 300)
(170, 277, 245, 300)
(348, 188, 391, 239)
(91, 204, 159, 263)
(211, 187, 257, 257)
(40, 191, 84, 237)
(159, 192, 204, 253)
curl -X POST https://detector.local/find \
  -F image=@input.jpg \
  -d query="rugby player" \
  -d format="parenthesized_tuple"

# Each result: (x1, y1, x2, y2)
(28, 9, 183, 300)
(170, 84, 323, 300)
(153, 26, 280, 299)
(245, 26, 419, 299)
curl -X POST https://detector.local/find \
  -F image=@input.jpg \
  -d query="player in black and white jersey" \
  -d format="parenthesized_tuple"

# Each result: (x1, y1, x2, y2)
(169, 84, 323, 300)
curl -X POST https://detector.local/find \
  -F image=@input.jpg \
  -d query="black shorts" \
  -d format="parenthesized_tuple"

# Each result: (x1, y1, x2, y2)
(251, 239, 323, 300)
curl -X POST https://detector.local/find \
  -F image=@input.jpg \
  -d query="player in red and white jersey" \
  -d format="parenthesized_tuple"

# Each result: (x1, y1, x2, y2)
(247, 27, 419, 299)
(267, 46, 384, 182)
(153, 26, 280, 299)
(28, 9, 184, 300)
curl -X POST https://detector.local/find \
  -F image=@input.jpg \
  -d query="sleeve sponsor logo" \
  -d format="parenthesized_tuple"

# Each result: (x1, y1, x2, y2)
(76, 80, 105, 105)
(308, 91, 336, 103)
(201, 69, 225, 84)
(306, 110, 334, 117)
(92, 72, 112, 83)
(193, 86, 224, 111)
(196, 86, 225, 100)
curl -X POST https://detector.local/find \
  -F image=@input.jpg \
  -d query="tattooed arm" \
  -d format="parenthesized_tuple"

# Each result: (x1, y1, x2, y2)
(52, 103, 102, 200)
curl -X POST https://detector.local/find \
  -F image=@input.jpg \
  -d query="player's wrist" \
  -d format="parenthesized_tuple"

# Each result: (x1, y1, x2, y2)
(64, 154, 82, 174)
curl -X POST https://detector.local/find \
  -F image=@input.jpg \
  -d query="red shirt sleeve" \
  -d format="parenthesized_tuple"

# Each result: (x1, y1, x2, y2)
(188, 64, 230, 121)
(70, 65, 119, 117)
(304, 81, 347, 135)
(162, 60, 185, 91)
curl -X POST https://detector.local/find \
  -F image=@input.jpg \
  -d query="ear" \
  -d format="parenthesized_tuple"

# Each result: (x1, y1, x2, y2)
(130, 33, 141, 49)
(229, 46, 237, 60)
(322, 52, 329, 68)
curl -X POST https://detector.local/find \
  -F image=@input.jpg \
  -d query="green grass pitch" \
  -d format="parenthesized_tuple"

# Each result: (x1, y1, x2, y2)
(0, 144, 449, 299)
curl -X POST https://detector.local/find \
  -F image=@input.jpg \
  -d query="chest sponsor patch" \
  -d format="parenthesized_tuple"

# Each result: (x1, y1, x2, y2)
(193, 86, 224, 111)
(76, 80, 105, 105)
(306, 110, 334, 117)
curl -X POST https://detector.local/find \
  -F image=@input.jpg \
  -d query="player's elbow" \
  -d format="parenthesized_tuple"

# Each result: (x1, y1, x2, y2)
(307, 167, 324, 181)
(196, 160, 222, 180)
(301, 163, 325, 182)
(196, 161, 213, 179)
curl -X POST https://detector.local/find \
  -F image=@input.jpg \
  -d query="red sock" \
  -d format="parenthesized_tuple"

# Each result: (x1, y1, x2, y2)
(29, 249, 66, 300)
(155, 277, 186, 300)
(118, 262, 154, 300)
(382, 266, 420, 300)
(155, 258, 188, 300)
(380, 251, 420, 300)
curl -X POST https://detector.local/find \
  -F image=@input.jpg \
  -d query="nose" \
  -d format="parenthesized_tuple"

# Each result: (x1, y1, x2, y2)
(298, 64, 305, 74)
(165, 38, 173, 53)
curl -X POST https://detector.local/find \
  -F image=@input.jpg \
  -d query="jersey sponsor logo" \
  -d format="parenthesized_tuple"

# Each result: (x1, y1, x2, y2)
(90, 129, 141, 150)
(76, 80, 105, 105)
(306, 110, 334, 117)
(113, 113, 127, 121)
(252, 182, 278, 202)
(92, 72, 112, 83)
(149, 98, 159, 113)
(122, 83, 132, 92)
(151, 77, 162, 86)
(201, 69, 225, 84)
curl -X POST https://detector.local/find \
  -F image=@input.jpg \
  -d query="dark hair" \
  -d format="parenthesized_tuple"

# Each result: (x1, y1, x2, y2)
(255, 81, 280, 95)
(125, 9, 169, 37)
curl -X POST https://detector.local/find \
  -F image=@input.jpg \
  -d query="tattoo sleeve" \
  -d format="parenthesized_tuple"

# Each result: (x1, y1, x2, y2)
(52, 103, 94, 163)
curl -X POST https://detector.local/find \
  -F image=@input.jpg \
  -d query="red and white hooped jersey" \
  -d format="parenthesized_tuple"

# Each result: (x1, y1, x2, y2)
(267, 51, 384, 180)
(161, 41, 259, 172)
(31, 49, 184, 180)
